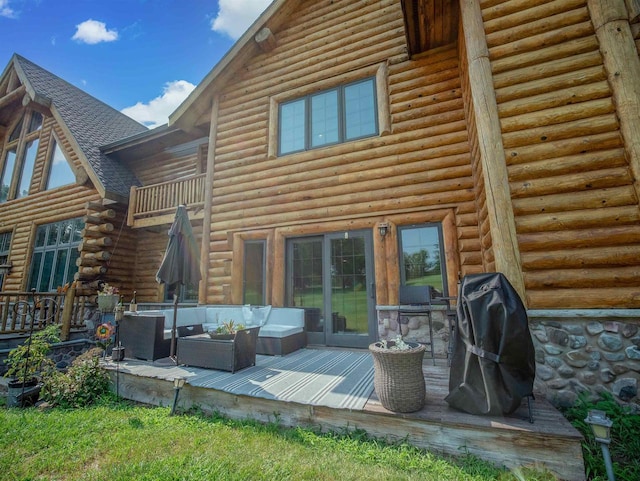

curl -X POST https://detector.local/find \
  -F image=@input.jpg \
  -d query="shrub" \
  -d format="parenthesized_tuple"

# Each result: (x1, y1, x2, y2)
(3, 325, 60, 384)
(41, 348, 111, 408)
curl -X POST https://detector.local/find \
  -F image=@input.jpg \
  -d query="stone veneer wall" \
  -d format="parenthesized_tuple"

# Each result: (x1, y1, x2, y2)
(376, 308, 640, 409)
(529, 312, 640, 409)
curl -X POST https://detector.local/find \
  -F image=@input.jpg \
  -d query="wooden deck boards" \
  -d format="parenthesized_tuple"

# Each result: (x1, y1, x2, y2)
(104, 352, 585, 480)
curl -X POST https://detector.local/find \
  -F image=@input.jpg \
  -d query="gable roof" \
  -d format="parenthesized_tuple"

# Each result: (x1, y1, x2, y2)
(7, 54, 148, 201)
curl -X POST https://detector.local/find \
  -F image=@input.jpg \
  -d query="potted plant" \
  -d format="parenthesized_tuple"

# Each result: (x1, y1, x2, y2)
(97, 282, 119, 313)
(3, 324, 60, 407)
(369, 335, 426, 413)
(209, 320, 246, 340)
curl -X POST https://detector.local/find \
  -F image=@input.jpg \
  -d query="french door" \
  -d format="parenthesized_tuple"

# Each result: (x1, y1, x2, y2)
(286, 230, 376, 348)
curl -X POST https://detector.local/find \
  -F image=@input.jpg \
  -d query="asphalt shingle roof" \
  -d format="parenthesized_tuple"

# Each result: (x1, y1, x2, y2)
(13, 54, 148, 199)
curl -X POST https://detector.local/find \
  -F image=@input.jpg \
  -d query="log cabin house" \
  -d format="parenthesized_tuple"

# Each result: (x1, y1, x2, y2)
(1, 0, 640, 406)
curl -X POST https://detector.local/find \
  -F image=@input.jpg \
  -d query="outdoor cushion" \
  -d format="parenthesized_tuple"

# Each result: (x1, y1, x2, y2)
(258, 324, 303, 338)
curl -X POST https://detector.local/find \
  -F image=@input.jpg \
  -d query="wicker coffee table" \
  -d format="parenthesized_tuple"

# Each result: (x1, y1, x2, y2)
(177, 327, 259, 372)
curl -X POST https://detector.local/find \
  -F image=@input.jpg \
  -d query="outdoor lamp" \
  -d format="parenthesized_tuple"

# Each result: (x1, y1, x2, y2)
(378, 223, 389, 238)
(585, 409, 615, 481)
(170, 377, 186, 416)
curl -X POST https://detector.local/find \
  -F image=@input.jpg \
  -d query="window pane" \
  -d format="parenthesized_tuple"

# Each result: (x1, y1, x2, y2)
(1, 149, 16, 203)
(35, 225, 47, 247)
(17, 138, 39, 198)
(311, 89, 338, 148)
(400, 225, 444, 294)
(0, 232, 10, 252)
(28, 252, 42, 291)
(46, 223, 59, 246)
(59, 219, 73, 244)
(52, 249, 68, 289)
(46, 140, 75, 190)
(28, 112, 43, 133)
(244, 241, 265, 305)
(280, 99, 305, 154)
(9, 118, 23, 142)
(38, 251, 55, 291)
(345, 79, 376, 140)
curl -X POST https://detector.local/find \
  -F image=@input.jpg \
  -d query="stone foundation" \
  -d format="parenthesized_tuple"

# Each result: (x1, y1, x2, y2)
(376, 307, 640, 408)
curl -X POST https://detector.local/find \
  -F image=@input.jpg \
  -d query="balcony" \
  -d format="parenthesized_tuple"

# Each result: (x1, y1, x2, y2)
(127, 174, 206, 228)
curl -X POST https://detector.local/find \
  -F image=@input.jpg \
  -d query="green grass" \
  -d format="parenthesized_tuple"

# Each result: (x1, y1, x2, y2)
(0, 398, 555, 481)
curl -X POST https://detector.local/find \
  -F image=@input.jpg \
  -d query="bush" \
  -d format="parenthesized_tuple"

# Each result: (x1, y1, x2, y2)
(41, 348, 112, 408)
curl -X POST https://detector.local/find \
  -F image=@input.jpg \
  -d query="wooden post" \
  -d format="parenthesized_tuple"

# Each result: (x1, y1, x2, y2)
(459, 0, 527, 303)
(588, 0, 640, 202)
(199, 96, 219, 304)
(60, 287, 75, 341)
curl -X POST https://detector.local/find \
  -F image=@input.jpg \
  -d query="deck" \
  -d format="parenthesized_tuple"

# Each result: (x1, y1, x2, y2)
(104, 348, 585, 481)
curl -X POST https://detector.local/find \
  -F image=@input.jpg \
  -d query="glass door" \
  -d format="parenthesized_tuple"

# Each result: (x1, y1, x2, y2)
(286, 231, 376, 348)
(325, 231, 376, 348)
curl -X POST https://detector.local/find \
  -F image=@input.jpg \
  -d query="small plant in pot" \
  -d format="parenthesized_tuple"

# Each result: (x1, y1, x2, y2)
(209, 320, 245, 340)
(3, 324, 60, 407)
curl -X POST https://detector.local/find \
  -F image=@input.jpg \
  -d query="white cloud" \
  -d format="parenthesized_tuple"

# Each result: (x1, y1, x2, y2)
(0, 0, 15, 18)
(121, 80, 196, 129)
(72, 19, 118, 44)
(211, 0, 272, 40)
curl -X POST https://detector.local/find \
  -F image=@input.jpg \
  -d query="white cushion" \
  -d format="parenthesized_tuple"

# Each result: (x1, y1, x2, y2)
(259, 324, 303, 338)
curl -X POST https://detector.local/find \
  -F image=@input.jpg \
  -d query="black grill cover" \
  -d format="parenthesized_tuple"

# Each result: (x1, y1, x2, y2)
(445, 273, 535, 416)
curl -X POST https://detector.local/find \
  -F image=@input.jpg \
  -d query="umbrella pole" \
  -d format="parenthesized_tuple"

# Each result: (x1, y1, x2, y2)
(170, 285, 180, 363)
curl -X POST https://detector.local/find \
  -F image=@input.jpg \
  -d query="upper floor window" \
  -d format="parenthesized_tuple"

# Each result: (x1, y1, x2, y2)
(46, 137, 75, 190)
(0, 110, 43, 203)
(398, 223, 447, 296)
(278, 77, 378, 156)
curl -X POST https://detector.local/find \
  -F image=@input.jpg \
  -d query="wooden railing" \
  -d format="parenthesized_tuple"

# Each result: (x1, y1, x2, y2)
(0, 289, 90, 340)
(128, 174, 206, 227)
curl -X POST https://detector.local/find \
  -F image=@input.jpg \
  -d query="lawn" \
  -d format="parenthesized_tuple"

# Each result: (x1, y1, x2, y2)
(0, 398, 555, 481)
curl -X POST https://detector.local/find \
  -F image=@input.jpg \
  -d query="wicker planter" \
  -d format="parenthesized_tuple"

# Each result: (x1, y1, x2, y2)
(369, 340, 426, 413)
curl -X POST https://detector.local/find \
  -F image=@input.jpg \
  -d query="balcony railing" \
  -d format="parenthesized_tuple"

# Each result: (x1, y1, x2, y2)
(128, 174, 206, 228)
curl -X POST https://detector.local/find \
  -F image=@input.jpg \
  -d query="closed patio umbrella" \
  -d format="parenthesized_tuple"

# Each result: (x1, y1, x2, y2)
(156, 205, 202, 361)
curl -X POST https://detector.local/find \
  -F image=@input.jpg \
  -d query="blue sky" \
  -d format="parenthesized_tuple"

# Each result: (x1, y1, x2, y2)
(0, 0, 272, 127)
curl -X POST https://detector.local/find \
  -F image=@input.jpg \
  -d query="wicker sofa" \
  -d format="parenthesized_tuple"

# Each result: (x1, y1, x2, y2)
(119, 305, 306, 360)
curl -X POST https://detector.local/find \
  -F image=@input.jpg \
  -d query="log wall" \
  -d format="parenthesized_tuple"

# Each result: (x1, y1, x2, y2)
(481, 0, 640, 308)
(203, 0, 478, 304)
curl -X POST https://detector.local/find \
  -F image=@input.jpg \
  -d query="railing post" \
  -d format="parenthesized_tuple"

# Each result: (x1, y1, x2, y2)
(60, 287, 76, 341)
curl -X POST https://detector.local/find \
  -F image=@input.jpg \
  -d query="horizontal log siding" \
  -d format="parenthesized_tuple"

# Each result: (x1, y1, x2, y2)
(0, 115, 102, 292)
(128, 148, 200, 186)
(202, 0, 477, 303)
(131, 224, 204, 302)
(482, 0, 640, 308)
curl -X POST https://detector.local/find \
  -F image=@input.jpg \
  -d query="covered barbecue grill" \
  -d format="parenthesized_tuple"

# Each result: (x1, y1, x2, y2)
(445, 273, 535, 416)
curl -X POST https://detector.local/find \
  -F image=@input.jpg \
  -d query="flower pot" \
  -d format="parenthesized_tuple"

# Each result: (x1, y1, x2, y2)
(369, 341, 426, 413)
(7, 378, 41, 407)
(97, 294, 119, 313)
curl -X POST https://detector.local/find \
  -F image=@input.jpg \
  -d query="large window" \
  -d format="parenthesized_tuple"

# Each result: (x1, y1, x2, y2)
(0, 110, 43, 203)
(398, 224, 447, 296)
(28, 218, 83, 292)
(46, 137, 75, 190)
(278, 78, 377, 155)
(243, 240, 266, 305)
(0, 231, 11, 289)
